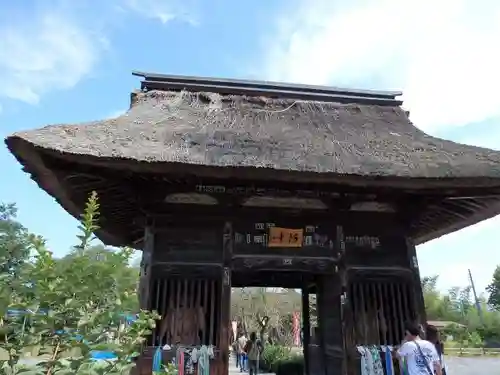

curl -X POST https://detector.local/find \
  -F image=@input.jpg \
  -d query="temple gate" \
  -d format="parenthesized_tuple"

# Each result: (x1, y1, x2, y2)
(7, 71, 500, 374)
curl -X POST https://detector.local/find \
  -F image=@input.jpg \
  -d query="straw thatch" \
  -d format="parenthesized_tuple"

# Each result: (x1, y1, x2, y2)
(5, 87, 500, 247)
(6, 90, 500, 179)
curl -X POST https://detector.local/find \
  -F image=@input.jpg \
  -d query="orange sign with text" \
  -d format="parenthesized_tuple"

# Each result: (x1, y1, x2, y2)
(268, 227, 304, 248)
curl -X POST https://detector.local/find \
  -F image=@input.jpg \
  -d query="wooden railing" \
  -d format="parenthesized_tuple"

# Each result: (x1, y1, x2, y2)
(444, 347, 500, 356)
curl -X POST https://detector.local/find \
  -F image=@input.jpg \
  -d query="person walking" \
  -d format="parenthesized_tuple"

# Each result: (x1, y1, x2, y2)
(244, 332, 263, 375)
(395, 322, 442, 375)
(236, 332, 248, 372)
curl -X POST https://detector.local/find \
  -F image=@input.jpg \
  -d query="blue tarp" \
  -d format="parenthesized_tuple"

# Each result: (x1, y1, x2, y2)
(90, 351, 118, 360)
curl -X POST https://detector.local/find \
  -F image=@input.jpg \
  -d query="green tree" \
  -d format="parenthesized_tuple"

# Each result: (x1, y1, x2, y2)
(0, 203, 30, 280)
(56, 245, 139, 312)
(0, 193, 163, 375)
(487, 266, 500, 310)
(0, 203, 31, 315)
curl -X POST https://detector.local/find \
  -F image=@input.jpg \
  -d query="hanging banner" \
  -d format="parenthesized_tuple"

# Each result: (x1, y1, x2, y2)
(232, 321, 237, 342)
(292, 311, 300, 346)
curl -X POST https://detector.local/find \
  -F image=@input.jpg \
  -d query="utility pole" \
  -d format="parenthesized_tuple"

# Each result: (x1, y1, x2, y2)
(468, 269, 485, 325)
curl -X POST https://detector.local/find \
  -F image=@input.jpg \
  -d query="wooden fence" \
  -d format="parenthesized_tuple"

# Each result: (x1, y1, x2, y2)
(444, 347, 500, 356)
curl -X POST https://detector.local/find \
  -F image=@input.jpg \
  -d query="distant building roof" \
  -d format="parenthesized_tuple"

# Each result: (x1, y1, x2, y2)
(427, 320, 466, 329)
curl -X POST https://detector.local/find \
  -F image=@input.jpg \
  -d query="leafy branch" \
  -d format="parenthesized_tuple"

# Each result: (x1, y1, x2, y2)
(0, 193, 171, 375)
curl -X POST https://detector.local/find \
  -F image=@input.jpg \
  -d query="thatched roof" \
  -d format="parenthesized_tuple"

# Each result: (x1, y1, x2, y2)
(6, 89, 500, 179)
(5, 72, 500, 247)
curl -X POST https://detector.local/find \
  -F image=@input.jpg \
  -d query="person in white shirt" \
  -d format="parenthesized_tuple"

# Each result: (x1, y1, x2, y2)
(396, 322, 442, 375)
(236, 333, 248, 372)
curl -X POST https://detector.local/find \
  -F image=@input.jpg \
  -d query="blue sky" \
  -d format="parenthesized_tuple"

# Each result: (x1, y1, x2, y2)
(1, 0, 500, 295)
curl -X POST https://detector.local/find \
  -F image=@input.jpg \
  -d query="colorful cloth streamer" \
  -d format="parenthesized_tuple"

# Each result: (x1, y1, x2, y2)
(178, 350, 185, 375)
(400, 357, 408, 375)
(369, 347, 384, 375)
(197, 345, 210, 375)
(152, 347, 162, 372)
(385, 349, 394, 375)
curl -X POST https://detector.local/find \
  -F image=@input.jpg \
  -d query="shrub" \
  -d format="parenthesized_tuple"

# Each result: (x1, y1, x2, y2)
(274, 354, 304, 375)
(261, 344, 291, 372)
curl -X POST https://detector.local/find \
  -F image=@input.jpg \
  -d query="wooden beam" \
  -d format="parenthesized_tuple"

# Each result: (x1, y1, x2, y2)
(231, 254, 338, 273)
(219, 221, 233, 375)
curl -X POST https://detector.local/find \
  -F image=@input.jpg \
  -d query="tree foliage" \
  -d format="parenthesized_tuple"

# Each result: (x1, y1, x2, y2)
(0, 194, 172, 375)
(487, 266, 500, 310)
(423, 274, 500, 346)
(231, 288, 302, 345)
(0, 204, 31, 294)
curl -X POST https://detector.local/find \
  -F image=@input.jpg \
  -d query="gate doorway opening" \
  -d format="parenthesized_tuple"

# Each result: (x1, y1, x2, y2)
(230, 285, 306, 371)
(230, 266, 341, 375)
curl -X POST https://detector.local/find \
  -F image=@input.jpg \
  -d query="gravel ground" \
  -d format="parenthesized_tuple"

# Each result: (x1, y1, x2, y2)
(19, 354, 500, 374)
(445, 356, 500, 375)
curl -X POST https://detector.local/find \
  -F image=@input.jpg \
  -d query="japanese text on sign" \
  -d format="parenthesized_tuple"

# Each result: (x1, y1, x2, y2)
(268, 227, 304, 248)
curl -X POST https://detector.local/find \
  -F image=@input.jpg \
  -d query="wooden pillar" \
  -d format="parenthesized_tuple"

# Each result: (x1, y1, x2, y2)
(406, 237, 427, 326)
(219, 221, 233, 375)
(301, 286, 311, 375)
(136, 222, 155, 375)
(318, 222, 346, 375)
(336, 225, 351, 375)
(139, 222, 155, 310)
(317, 273, 344, 375)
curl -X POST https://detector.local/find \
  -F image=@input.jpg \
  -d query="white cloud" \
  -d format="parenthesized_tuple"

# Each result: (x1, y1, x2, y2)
(264, 0, 500, 293)
(0, 7, 105, 105)
(264, 0, 500, 133)
(121, 0, 198, 25)
(0, 1, 196, 106)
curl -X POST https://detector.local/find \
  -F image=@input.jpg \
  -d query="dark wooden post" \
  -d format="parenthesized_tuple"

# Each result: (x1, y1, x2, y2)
(301, 286, 311, 375)
(336, 225, 351, 375)
(219, 221, 233, 375)
(315, 224, 346, 375)
(317, 273, 344, 375)
(139, 221, 154, 310)
(405, 237, 427, 327)
(136, 221, 155, 375)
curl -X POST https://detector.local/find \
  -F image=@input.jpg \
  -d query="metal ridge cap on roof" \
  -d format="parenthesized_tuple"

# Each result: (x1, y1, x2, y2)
(132, 70, 403, 100)
(140, 79, 404, 106)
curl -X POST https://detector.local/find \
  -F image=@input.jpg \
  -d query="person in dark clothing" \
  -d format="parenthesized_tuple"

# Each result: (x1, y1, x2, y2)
(244, 332, 263, 375)
(426, 324, 446, 375)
